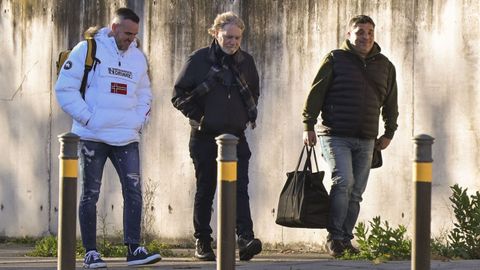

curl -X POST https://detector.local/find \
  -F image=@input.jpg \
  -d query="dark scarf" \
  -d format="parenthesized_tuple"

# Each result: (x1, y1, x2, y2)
(191, 40, 258, 128)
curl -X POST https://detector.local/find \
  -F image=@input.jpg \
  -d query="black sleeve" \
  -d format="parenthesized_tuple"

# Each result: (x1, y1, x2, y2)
(248, 56, 260, 105)
(171, 54, 203, 122)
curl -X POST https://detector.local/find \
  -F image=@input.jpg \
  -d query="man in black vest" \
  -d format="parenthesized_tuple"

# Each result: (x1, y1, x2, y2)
(302, 15, 399, 257)
(172, 11, 262, 261)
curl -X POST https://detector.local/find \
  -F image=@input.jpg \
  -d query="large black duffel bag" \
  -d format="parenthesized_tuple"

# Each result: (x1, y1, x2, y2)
(275, 146, 329, 228)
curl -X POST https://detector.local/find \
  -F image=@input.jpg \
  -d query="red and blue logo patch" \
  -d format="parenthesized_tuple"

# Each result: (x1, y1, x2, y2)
(111, 82, 127, 95)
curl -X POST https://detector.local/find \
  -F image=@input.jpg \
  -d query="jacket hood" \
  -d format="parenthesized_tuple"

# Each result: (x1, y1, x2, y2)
(341, 39, 381, 58)
(96, 27, 138, 52)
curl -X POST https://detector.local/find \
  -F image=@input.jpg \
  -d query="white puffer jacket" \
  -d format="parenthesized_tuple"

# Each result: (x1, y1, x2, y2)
(55, 27, 152, 146)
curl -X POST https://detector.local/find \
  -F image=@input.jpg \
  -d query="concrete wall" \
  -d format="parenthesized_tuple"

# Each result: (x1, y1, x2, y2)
(1, 0, 479, 247)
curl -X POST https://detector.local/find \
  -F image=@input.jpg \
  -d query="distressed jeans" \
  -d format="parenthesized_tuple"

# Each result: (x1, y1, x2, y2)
(78, 140, 142, 251)
(319, 136, 375, 241)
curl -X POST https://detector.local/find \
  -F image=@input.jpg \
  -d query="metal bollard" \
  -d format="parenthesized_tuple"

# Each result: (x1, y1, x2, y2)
(412, 134, 434, 270)
(57, 132, 80, 270)
(216, 134, 239, 270)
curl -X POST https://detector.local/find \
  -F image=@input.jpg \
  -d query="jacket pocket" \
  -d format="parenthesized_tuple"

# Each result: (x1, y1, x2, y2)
(87, 107, 142, 131)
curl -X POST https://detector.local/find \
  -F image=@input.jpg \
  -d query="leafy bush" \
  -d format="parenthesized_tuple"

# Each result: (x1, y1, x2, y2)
(28, 236, 84, 257)
(29, 236, 173, 258)
(346, 184, 480, 261)
(97, 240, 127, 257)
(343, 216, 411, 261)
(446, 184, 480, 259)
(145, 239, 174, 257)
(431, 233, 453, 259)
(28, 236, 57, 257)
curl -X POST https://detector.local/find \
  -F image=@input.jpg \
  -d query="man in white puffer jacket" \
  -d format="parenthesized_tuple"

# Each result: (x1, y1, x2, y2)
(55, 7, 160, 269)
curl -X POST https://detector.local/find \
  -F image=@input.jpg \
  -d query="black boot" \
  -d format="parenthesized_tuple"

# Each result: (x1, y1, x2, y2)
(327, 239, 345, 257)
(195, 239, 216, 261)
(342, 240, 360, 254)
(237, 237, 262, 261)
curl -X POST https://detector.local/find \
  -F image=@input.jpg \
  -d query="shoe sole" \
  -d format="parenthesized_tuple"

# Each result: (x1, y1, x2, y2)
(329, 251, 344, 258)
(194, 253, 216, 261)
(127, 254, 162, 266)
(83, 262, 107, 269)
(239, 241, 262, 261)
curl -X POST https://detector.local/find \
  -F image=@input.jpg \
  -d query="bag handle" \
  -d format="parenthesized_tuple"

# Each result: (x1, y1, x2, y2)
(294, 145, 307, 173)
(311, 146, 320, 172)
(304, 146, 320, 172)
(295, 145, 321, 173)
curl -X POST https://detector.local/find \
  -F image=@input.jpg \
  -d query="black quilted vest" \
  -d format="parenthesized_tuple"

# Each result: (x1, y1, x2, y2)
(319, 50, 390, 139)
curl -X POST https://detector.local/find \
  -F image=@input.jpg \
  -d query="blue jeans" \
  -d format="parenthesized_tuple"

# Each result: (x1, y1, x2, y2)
(319, 136, 375, 241)
(78, 140, 142, 251)
(189, 130, 254, 241)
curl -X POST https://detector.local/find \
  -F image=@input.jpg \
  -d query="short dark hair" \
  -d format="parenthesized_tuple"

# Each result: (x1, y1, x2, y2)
(114, 7, 140, 24)
(349, 15, 375, 28)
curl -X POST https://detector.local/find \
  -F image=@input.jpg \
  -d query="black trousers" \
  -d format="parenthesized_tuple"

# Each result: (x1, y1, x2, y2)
(189, 130, 254, 241)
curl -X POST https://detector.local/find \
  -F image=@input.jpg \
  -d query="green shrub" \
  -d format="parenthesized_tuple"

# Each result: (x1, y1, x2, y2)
(97, 240, 127, 257)
(431, 233, 454, 259)
(145, 239, 174, 257)
(343, 216, 411, 261)
(347, 184, 480, 261)
(28, 236, 57, 257)
(28, 235, 85, 257)
(29, 236, 173, 258)
(446, 184, 480, 259)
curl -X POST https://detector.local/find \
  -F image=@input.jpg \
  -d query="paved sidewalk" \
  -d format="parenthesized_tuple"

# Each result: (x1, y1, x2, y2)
(0, 243, 478, 270)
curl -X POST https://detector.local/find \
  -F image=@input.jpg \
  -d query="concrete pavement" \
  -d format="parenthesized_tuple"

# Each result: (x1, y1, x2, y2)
(0, 243, 479, 270)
